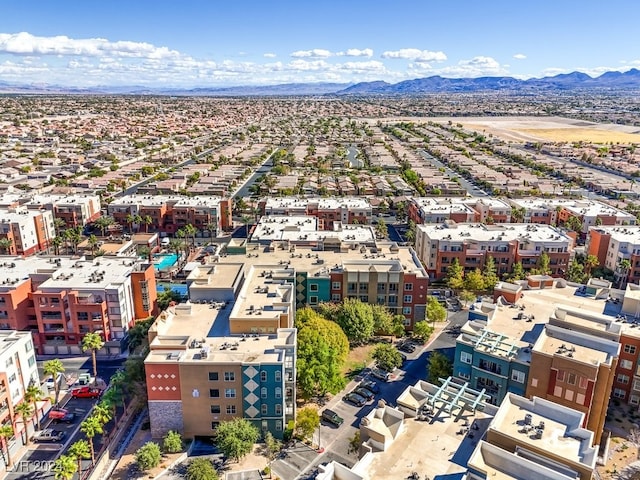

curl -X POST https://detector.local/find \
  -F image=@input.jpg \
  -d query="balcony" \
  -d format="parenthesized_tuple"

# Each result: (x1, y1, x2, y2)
(476, 362, 504, 377)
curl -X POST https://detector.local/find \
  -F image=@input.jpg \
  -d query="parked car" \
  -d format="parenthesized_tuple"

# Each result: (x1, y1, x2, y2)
(48, 407, 76, 424)
(32, 429, 66, 443)
(321, 409, 344, 427)
(370, 368, 391, 382)
(359, 380, 380, 394)
(343, 392, 367, 407)
(354, 387, 375, 401)
(44, 373, 62, 389)
(71, 386, 102, 399)
(398, 342, 416, 353)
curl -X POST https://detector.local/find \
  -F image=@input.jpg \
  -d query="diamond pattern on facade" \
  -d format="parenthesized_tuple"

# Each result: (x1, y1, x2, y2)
(245, 406, 259, 418)
(171, 386, 177, 391)
(245, 379, 258, 392)
(149, 374, 156, 379)
(297, 293, 305, 302)
(245, 366, 258, 379)
(246, 392, 258, 405)
(170, 374, 176, 379)
(151, 386, 157, 391)
(296, 283, 305, 292)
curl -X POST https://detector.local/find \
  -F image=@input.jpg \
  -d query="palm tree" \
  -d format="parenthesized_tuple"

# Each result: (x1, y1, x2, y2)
(66, 226, 83, 254)
(100, 389, 121, 423)
(80, 415, 103, 463)
(138, 246, 151, 262)
(0, 423, 15, 469)
(183, 223, 197, 248)
(87, 234, 99, 256)
(52, 235, 63, 256)
(68, 440, 91, 477)
(53, 217, 67, 236)
(53, 454, 77, 480)
(93, 216, 114, 236)
(134, 214, 143, 233)
(584, 254, 599, 277)
(92, 402, 113, 428)
(24, 384, 44, 431)
(618, 259, 632, 289)
(81, 332, 104, 383)
(43, 359, 65, 405)
(14, 402, 33, 446)
(143, 215, 153, 233)
(0, 238, 13, 255)
(242, 215, 253, 239)
(206, 221, 218, 238)
(125, 214, 135, 233)
(168, 239, 184, 258)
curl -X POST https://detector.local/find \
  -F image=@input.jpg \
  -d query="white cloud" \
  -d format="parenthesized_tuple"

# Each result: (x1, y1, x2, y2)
(290, 49, 332, 58)
(336, 48, 373, 58)
(263, 53, 277, 58)
(0, 32, 181, 59)
(421, 56, 507, 78)
(381, 48, 447, 62)
(513, 53, 527, 60)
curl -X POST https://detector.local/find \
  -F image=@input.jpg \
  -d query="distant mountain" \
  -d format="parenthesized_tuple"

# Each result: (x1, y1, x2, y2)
(336, 69, 640, 95)
(1, 69, 639, 96)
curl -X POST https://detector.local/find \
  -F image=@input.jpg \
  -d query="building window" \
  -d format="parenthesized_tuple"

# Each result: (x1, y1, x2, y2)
(25, 340, 33, 352)
(359, 283, 368, 292)
(332, 282, 341, 290)
(276, 421, 282, 431)
(261, 404, 268, 415)
(224, 388, 236, 398)
(404, 283, 413, 291)
(567, 373, 576, 385)
(389, 284, 398, 292)
(556, 370, 565, 382)
(275, 387, 282, 398)
(402, 306, 411, 315)
(511, 370, 525, 383)
(460, 351, 472, 364)
(8, 374, 16, 383)
(620, 359, 634, 370)
(208, 372, 219, 381)
(618, 374, 630, 385)
(224, 372, 235, 382)
(624, 344, 637, 354)
(459, 372, 470, 380)
(261, 387, 267, 399)
(331, 294, 341, 302)
(262, 420, 268, 432)
(211, 405, 221, 414)
(226, 405, 236, 414)
(403, 295, 412, 303)
(27, 355, 35, 367)
(633, 380, 640, 392)
(309, 296, 318, 305)
(309, 284, 319, 292)
(631, 395, 640, 406)
(5, 357, 12, 368)
(579, 377, 588, 389)
(275, 371, 281, 382)
(614, 388, 626, 399)
(261, 371, 267, 382)
(209, 389, 220, 398)
(275, 404, 282, 415)
(211, 421, 219, 430)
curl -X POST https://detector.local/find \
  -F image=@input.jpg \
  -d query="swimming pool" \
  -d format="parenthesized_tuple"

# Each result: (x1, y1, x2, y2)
(154, 253, 178, 270)
(156, 283, 188, 296)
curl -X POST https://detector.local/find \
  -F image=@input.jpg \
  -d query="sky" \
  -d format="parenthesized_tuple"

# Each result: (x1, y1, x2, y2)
(1, 0, 639, 88)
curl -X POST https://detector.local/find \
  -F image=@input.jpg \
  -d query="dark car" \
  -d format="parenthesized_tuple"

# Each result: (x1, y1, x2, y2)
(398, 342, 416, 353)
(354, 387, 375, 401)
(344, 392, 367, 407)
(359, 380, 380, 394)
(321, 409, 344, 427)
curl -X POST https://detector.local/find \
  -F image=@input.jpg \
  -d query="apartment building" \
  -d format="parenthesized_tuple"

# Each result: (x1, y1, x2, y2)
(145, 263, 296, 440)
(0, 255, 157, 354)
(259, 197, 373, 230)
(408, 197, 512, 225)
(0, 207, 55, 256)
(25, 194, 101, 228)
(0, 331, 44, 464)
(107, 194, 232, 235)
(587, 225, 640, 287)
(415, 222, 572, 281)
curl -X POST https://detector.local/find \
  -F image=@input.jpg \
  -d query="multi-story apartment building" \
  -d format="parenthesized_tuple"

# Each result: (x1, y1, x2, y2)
(0, 331, 44, 466)
(587, 225, 640, 287)
(0, 255, 157, 354)
(259, 197, 373, 230)
(415, 222, 572, 281)
(408, 197, 512, 225)
(107, 194, 232, 235)
(26, 194, 101, 229)
(0, 207, 55, 256)
(145, 263, 296, 440)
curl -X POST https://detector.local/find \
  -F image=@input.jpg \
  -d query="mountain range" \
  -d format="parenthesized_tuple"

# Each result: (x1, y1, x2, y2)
(1, 69, 639, 96)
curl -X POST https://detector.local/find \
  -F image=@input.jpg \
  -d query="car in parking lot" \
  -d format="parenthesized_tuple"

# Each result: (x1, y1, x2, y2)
(321, 409, 344, 427)
(48, 407, 75, 424)
(32, 429, 66, 443)
(44, 373, 62, 389)
(370, 368, 392, 382)
(398, 342, 416, 353)
(343, 392, 367, 407)
(354, 387, 375, 401)
(71, 386, 102, 399)
(359, 380, 380, 394)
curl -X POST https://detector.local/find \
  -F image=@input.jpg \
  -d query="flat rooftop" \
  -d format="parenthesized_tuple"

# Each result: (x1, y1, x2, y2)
(187, 263, 244, 290)
(417, 222, 571, 244)
(230, 265, 293, 320)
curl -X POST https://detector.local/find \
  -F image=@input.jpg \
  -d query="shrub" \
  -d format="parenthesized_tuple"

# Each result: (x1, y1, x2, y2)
(136, 442, 162, 471)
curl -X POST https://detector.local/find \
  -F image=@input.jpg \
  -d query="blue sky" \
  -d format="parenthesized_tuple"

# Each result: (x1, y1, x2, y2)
(1, 0, 638, 87)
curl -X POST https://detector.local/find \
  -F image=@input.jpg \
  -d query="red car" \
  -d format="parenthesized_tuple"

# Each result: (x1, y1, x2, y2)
(70, 386, 102, 399)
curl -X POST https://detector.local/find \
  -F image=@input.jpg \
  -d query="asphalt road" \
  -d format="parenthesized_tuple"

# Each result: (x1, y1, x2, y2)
(419, 150, 488, 197)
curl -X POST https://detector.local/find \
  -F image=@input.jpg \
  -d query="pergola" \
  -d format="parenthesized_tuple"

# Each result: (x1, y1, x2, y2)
(423, 377, 490, 419)
(470, 328, 519, 359)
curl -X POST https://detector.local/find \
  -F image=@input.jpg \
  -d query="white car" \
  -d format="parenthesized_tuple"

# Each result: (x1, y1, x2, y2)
(44, 373, 62, 389)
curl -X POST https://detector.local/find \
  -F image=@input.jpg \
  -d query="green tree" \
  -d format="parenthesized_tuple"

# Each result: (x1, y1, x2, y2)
(87, 234, 99, 255)
(296, 309, 349, 364)
(136, 441, 162, 471)
(127, 317, 155, 352)
(371, 305, 404, 337)
(405, 220, 416, 244)
(297, 325, 347, 398)
(426, 296, 447, 326)
(508, 262, 526, 281)
(564, 215, 583, 233)
(412, 321, 434, 343)
(375, 219, 388, 239)
(163, 430, 183, 453)
(15, 402, 34, 446)
(483, 256, 499, 291)
(0, 238, 13, 254)
(263, 431, 281, 471)
(335, 298, 375, 345)
(158, 287, 183, 311)
(446, 259, 464, 292)
(295, 407, 319, 441)
(81, 415, 104, 462)
(43, 359, 65, 405)
(464, 268, 485, 292)
(584, 254, 599, 277)
(533, 252, 552, 276)
(93, 215, 114, 236)
(0, 423, 15, 469)
(53, 454, 77, 480)
(68, 440, 91, 476)
(24, 384, 44, 431)
(372, 343, 403, 372)
(187, 458, 219, 480)
(215, 418, 260, 463)
(427, 351, 453, 384)
(459, 290, 476, 308)
(92, 402, 113, 427)
(618, 259, 632, 289)
(566, 258, 586, 283)
(82, 332, 104, 382)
